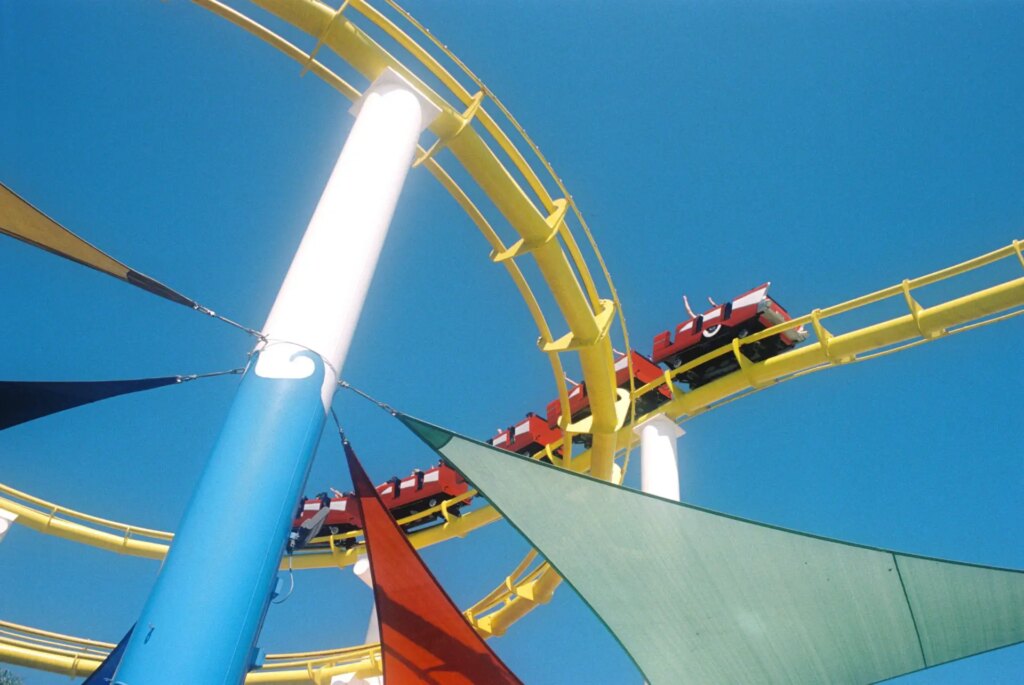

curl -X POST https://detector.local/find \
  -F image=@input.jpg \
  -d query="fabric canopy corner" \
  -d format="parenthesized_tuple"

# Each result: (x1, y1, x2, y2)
(344, 436, 522, 685)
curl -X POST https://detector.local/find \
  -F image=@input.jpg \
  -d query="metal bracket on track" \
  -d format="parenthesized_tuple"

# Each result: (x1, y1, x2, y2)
(538, 296, 615, 353)
(901, 279, 946, 339)
(511, 577, 552, 603)
(414, 90, 486, 167)
(810, 309, 854, 365)
(300, 0, 351, 76)
(564, 388, 631, 435)
(491, 198, 570, 263)
(730, 338, 768, 389)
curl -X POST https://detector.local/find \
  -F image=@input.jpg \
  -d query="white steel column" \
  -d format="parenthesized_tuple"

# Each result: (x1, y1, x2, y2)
(634, 414, 683, 685)
(332, 557, 384, 685)
(632, 414, 684, 501)
(0, 508, 16, 543)
(353, 557, 382, 648)
(258, 68, 442, 402)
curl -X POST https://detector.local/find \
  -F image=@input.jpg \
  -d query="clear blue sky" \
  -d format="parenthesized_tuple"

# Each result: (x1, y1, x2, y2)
(1, 1, 1021, 683)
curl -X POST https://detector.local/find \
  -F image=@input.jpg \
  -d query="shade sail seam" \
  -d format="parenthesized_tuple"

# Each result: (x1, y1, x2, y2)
(892, 553, 928, 668)
(864, 641, 1024, 685)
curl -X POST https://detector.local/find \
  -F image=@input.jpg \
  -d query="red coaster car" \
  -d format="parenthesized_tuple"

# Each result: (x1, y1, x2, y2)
(488, 412, 562, 459)
(651, 283, 807, 387)
(293, 462, 471, 547)
(378, 462, 471, 523)
(293, 491, 361, 544)
(545, 351, 672, 443)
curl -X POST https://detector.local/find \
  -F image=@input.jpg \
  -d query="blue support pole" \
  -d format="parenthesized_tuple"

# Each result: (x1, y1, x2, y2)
(115, 69, 440, 684)
(114, 354, 326, 683)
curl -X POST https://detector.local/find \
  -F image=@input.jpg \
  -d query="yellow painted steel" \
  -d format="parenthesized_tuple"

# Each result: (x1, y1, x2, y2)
(0, 480, 498, 571)
(0, 642, 104, 680)
(0, 620, 377, 683)
(611, 240, 1024, 453)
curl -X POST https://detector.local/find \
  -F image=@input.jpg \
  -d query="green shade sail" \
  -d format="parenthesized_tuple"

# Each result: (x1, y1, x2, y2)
(398, 414, 1024, 685)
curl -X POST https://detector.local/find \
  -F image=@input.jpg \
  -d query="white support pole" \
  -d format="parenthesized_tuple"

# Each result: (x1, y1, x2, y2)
(259, 68, 442, 404)
(0, 508, 16, 543)
(632, 415, 683, 685)
(632, 414, 684, 502)
(331, 558, 384, 685)
(353, 557, 381, 646)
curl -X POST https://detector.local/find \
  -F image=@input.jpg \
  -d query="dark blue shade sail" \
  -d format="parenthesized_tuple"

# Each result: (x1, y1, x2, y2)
(83, 625, 133, 685)
(0, 377, 181, 430)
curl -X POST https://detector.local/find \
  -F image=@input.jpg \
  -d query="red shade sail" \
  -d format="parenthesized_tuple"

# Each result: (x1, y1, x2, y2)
(344, 439, 522, 685)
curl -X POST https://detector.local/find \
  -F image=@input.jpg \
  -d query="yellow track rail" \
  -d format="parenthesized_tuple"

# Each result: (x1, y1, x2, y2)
(0, 618, 381, 684)
(5, 239, 1023, 681)
(0, 482, 496, 570)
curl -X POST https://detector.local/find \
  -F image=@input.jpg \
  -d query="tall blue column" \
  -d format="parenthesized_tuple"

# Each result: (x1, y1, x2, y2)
(115, 69, 440, 684)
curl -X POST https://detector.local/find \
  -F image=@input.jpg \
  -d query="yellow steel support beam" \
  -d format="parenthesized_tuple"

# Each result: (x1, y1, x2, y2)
(0, 642, 104, 680)
(0, 634, 382, 684)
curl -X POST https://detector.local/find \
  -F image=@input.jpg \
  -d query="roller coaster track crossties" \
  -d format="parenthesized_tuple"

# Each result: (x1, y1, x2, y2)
(3, 238, 1023, 681)
(3, 0, 1024, 681)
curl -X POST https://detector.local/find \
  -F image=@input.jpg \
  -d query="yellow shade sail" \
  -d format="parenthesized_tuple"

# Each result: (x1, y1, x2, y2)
(0, 181, 195, 308)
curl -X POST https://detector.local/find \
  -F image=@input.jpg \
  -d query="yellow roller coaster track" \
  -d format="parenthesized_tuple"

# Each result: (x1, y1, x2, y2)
(5, 239, 1023, 682)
